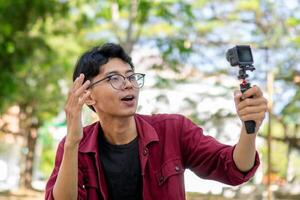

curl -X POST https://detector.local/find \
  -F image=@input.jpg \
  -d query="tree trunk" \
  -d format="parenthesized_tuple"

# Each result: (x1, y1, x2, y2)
(24, 127, 38, 188)
(19, 106, 39, 189)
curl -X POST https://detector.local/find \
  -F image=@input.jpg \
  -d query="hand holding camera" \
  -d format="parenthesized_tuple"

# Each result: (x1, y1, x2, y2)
(226, 45, 267, 134)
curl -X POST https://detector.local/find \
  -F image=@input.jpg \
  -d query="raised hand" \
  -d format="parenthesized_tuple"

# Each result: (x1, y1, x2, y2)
(64, 73, 91, 145)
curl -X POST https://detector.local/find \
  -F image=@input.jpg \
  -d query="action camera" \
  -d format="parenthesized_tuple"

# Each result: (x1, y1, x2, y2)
(226, 45, 253, 67)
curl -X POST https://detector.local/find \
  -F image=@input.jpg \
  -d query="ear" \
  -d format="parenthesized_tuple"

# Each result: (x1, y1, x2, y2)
(85, 91, 96, 106)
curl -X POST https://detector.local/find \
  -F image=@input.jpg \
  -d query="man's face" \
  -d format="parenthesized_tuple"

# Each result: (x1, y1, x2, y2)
(88, 58, 140, 118)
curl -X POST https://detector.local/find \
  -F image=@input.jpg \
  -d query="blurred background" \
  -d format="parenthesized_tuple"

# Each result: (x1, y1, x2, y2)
(0, 0, 299, 199)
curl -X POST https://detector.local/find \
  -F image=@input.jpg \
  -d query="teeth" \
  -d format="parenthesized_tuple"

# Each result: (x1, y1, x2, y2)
(122, 95, 134, 101)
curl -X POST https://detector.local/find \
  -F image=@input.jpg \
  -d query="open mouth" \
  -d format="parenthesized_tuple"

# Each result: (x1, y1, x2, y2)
(121, 95, 135, 101)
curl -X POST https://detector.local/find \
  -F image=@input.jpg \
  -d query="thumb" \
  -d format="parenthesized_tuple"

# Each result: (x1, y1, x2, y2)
(234, 90, 242, 105)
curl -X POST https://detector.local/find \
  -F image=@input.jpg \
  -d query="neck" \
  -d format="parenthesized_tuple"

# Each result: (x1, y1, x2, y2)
(98, 115, 137, 145)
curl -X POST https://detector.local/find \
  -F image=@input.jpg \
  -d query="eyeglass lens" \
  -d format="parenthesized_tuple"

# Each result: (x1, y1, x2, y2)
(109, 74, 144, 90)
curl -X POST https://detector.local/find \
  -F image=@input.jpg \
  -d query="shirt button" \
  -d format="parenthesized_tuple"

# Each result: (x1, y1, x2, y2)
(82, 184, 86, 189)
(159, 176, 164, 182)
(143, 148, 148, 156)
(175, 166, 180, 172)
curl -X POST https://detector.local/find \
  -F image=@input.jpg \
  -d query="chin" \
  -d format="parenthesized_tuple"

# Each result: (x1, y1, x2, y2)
(122, 110, 137, 117)
(114, 107, 137, 118)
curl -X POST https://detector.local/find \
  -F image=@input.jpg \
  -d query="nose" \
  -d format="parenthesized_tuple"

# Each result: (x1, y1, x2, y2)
(122, 77, 133, 89)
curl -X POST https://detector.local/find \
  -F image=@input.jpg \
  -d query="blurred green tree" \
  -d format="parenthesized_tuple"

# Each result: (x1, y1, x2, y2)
(0, 0, 76, 189)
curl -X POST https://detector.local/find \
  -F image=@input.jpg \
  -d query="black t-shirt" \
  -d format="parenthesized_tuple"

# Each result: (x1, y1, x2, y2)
(99, 131, 142, 200)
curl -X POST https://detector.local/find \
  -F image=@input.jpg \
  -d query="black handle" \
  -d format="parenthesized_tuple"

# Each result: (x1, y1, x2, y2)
(240, 82, 256, 134)
(244, 120, 256, 134)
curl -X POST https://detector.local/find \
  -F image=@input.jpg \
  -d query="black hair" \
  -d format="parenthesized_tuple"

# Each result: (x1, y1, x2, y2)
(72, 43, 134, 112)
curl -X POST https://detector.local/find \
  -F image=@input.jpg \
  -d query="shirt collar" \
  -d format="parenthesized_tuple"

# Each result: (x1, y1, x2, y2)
(78, 114, 159, 153)
(134, 114, 159, 146)
(79, 121, 100, 153)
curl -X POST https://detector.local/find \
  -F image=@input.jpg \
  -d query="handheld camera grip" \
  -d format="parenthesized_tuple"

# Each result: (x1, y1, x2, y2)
(240, 82, 256, 134)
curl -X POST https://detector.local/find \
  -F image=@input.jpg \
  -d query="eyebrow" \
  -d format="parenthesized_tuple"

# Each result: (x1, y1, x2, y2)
(104, 69, 134, 76)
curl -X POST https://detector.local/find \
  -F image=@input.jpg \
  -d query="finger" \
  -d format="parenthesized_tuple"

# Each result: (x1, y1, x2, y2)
(234, 90, 243, 105)
(72, 73, 85, 92)
(237, 97, 267, 110)
(67, 90, 89, 113)
(75, 80, 91, 97)
(239, 111, 266, 121)
(242, 85, 263, 99)
(66, 76, 84, 107)
(66, 76, 82, 104)
(68, 76, 80, 96)
(238, 104, 267, 116)
(78, 90, 91, 105)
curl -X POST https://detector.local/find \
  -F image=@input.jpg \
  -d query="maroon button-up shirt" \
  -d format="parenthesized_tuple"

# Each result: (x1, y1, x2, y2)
(45, 114, 260, 200)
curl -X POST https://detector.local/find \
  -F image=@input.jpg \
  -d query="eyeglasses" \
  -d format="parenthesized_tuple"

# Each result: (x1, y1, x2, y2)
(89, 73, 145, 90)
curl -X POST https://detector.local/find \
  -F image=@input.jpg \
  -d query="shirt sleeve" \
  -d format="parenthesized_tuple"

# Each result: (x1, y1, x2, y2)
(179, 115, 260, 186)
(44, 139, 87, 200)
(44, 140, 65, 200)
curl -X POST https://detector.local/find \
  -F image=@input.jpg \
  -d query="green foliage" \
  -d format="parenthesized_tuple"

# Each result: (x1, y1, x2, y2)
(286, 17, 300, 27)
(0, 0, 91, 123)
(260, 138, 289, 178)
(37, 127, 56, 177)
(0, 0, 68, 113)
(282, 89, 300, 124)
(40, 148, 55, 177)
(154, 76, 175, 88)
(236, 0, 260, 11)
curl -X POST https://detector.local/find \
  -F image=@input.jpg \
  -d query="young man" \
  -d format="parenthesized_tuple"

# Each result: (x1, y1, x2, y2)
(45, 43, 268, 200)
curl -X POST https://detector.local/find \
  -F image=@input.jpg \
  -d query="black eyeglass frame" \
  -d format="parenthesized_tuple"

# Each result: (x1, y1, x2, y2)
(88, 73, 145, 90)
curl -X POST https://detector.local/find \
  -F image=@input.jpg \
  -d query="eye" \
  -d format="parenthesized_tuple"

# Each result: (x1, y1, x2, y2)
(129, 74, 137, 81)
(109, 75, 121, 82)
